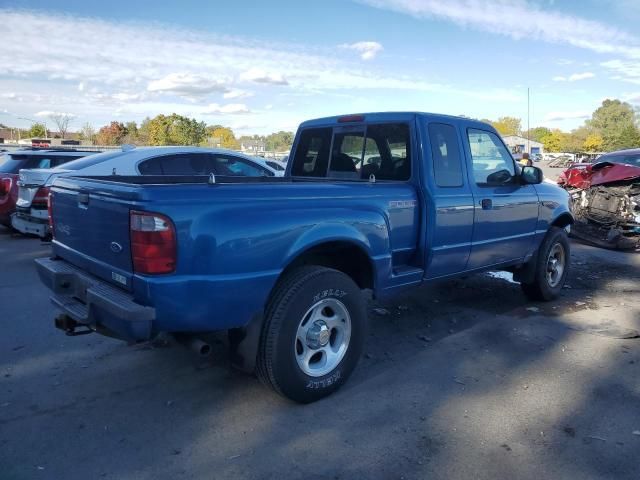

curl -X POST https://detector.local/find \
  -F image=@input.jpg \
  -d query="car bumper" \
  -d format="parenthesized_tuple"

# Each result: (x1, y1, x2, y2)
(11, 212, 49, 238)
(35, 257, 155, 341)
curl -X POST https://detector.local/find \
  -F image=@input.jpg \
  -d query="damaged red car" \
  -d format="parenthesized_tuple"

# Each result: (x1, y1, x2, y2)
(557, 148, 640, 250)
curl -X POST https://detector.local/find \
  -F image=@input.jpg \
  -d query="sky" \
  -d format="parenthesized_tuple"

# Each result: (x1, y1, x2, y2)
(1, 0, 640, 135)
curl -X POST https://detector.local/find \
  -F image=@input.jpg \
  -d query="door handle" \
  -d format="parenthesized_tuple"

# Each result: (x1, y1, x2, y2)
(480, 198, 492, 210)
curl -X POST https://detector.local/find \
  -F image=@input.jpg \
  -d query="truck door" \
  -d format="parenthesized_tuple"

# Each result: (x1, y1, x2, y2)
(463, 128, 539, 269)
(424, 122, 474, 278)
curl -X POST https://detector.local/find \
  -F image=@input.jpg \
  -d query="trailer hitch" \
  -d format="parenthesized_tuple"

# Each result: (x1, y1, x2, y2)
(54, 314, 94, 336)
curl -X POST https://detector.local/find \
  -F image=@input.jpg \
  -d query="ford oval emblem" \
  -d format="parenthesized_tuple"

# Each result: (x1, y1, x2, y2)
(110, 242, 123, 253)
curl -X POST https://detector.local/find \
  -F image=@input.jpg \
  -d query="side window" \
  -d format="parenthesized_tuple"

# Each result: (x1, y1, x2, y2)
(212, 154, 270, 177)
(138, 158, 164, 175)
(366, 123, 411, 181)
(467, 129, 515, 185)
(360, 137, 382, 178)
(291, 128, 331, 177)
(428, 123, 463, 187)
(329, 131, 363, 179)
(24, 157, 52, 169)
(160, 153, 213, 175)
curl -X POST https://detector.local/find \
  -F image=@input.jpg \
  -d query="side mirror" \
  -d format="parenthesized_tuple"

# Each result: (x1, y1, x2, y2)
(521, 166, 543, 184)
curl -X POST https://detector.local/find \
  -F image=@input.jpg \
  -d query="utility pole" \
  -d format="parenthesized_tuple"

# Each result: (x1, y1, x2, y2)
(527, 87, 530, 155)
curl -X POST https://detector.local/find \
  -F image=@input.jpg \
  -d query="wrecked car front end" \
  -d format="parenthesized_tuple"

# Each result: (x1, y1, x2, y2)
(560, 159, 640, 251)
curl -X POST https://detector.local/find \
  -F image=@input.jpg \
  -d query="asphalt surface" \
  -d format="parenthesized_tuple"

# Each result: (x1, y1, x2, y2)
(0, 225, 639, 480)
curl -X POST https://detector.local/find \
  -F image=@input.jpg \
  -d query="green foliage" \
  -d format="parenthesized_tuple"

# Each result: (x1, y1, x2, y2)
(588, 99, 640, 151)
(527, 127, 551, 143)
(147, 114, 207, 146)
(28, 123, 46, 138)
(265, 131, 294, 151)
(583, 133, 603, 152)
(491, 117, 521, 136)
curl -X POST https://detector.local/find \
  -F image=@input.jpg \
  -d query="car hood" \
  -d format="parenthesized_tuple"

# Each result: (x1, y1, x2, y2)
(559, 161, 640, 189)
(18, 168, 73, 186)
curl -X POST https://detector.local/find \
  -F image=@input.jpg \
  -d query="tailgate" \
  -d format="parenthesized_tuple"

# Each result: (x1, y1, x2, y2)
(51, 177, 140, 290)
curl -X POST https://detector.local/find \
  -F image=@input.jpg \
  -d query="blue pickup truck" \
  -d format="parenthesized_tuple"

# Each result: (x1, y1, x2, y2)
(36, 112, 573, 402)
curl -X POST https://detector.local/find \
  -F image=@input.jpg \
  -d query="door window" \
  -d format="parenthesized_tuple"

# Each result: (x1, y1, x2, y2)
(428, 123, 463, 187)
(467, 129, 515, 185)
(329, 131, 364, 179)
(138, 157, 164, 175)
(291, 128, 332, 177)
(212, 154, 271, 176)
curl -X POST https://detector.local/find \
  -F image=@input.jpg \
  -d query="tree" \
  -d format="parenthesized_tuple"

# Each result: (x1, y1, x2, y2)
(541, 129, 564, 152)
(209, 126, 239, 149)
(49, 113, 73, 139)
(265, 131, 294, 151)
(124, 121, 139, 143)
(491, 116, 522, 136)
(588, 99, 640, 151)
(96, 121, 128, 145)
(28, 123, 47, 138)
(78, 122, 96, 143)
(147, 114, 207, 146)
(526, 127, 552, 143)
(583, 133, 604, 152)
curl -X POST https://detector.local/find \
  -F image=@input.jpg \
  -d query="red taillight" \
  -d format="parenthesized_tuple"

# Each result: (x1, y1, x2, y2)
(32, 186, 50, 208)
(130, 210, 176, 275)
(47, 192, 54, 235)
(337, 114, 365, 123)
(0, 177, 12, 196)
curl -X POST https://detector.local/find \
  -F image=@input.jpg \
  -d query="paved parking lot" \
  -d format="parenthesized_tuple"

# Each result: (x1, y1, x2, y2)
(1, 225, 639, 480)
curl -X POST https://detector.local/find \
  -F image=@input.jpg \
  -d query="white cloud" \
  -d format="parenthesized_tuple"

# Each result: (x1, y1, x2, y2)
(543, 110, 590, 122)
(34, 110, 77, 118)
(552, 72, 595, 82)
(111, 92, 142, 101)
(223, 89, 254, 99)
(239, 68, 288, 85)
(147, 73, 230, 96)
(78, 82, 85, 92)
(204, 103, 251, 114)
(358, 0, 640, 59)
(602, 59, 640, 85)
(340, 41, 383, 60)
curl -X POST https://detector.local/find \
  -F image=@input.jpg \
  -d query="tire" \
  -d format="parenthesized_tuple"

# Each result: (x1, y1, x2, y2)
(256, 266, 367, 403)
(521, 227, 570, 301)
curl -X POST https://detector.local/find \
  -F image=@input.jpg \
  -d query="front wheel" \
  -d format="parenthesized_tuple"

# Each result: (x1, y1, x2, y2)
(256, 266, 367, 403)
(521, 227, 570, 301)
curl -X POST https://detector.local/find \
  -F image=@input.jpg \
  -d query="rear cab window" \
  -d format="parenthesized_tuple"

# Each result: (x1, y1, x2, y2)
(291, 123, 411, 181)
(428, 123, 464, 187)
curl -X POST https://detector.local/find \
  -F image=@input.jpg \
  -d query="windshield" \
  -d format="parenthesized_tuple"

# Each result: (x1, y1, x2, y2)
(54, 151, 125, 171)
(598, 153, 640, 167)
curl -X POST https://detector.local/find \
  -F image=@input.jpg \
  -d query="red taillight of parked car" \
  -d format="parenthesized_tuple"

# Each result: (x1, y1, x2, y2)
(32, 186, 50, 208)
(130, 210, 176, 275)
(0, 176, 12, 197)
(47, 192, 54, 235)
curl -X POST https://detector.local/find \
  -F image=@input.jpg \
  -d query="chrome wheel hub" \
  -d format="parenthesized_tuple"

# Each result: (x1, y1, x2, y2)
(295, 298, 351, 377)
(546, 243, 566, 288)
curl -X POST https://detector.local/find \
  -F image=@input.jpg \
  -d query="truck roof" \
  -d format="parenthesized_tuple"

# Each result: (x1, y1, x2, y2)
(299, 112, 493, 130)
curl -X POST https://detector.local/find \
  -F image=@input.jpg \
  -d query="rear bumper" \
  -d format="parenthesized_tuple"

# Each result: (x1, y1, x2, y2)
(11, 212, 49, 238)
(35, 257, 155, 341)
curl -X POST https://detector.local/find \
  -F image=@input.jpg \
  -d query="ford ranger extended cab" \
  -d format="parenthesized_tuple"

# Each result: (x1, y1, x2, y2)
(36, 112, 573, 403)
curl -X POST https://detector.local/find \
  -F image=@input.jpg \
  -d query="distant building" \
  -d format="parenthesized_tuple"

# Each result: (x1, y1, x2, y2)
(502, 135, 544, 157)
(240, 139, 266, 155)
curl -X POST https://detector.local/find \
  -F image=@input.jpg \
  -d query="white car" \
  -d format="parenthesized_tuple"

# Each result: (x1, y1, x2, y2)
(12, 146, 281, 238)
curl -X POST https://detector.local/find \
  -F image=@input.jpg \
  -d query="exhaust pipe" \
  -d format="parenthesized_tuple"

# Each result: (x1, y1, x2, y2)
(174, 334, 212, 358)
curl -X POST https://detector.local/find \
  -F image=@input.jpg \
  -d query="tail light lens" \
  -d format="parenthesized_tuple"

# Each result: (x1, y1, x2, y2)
(47, 192, 54, 235)
(0, 177, 12, 197)
(32, 186, 50, 208)
(130, 211, 176, 274)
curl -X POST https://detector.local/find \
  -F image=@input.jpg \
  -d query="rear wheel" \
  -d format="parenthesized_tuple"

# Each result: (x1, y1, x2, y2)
(521, 227, 570, 301)
(256, 266, 366, 403)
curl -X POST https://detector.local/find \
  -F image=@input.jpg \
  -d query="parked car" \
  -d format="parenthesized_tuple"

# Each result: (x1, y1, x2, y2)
(558, 148, 640, 250)
(261, 158, 286, 173)
(0, 149, 97, 228)
(12, 146, 279, 238)
(36, 112, 572, 403)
